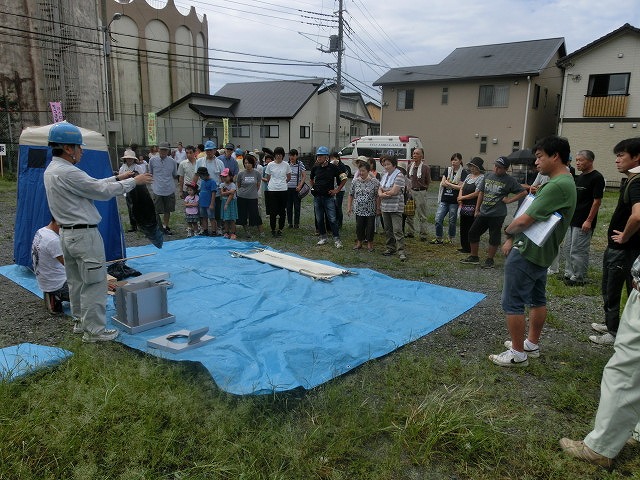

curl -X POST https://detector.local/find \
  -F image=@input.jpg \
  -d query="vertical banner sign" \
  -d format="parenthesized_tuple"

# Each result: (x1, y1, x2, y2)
(223, 118, 229, 146)
(49, 102, 63, 122)
(147, 113, 157, 145)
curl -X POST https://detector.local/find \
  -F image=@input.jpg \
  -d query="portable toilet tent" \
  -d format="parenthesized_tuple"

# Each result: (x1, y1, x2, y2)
(14, 124, 126, 268)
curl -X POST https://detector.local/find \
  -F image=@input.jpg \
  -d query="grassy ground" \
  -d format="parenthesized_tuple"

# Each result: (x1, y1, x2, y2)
(1, 184, 639, 479)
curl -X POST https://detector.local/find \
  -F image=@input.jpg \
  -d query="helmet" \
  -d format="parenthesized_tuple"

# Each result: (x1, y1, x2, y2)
(316, 146, 329, 156)
(234, 148, 243, 155)
(204, 140, 217, 150)
(48, 121, 85, 146)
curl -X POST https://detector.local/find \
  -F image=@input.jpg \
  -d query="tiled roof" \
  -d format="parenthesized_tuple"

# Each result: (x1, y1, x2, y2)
(215, 78, 325, 118)
(374, 37, 565, 86)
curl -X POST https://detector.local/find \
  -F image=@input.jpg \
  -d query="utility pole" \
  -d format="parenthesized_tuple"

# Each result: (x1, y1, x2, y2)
(319, 0, 344, 151)
(333, 0, 344, 151)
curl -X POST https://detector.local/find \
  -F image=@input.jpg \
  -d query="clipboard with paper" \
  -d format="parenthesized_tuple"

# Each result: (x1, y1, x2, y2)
(513, 194, 562, 246)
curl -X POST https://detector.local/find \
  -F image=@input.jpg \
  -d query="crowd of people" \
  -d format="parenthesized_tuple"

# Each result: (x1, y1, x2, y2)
(34, 121, 640, 470)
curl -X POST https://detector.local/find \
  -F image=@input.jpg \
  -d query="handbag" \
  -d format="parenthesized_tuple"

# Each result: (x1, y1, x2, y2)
(404, 198, 415, 216)
(298, 182, 311, 199)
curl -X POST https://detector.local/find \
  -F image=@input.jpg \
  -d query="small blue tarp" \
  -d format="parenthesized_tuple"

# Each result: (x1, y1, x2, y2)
(0, 343, 72, 381)
(0, 238, 485, 395)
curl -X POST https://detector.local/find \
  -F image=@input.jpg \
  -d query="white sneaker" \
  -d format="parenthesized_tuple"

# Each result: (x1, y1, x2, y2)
(503, 340, 540, 358)
(591, 323, 609, 334)
(82, 329, 119, 343)
(73, 322, 83, 334)
(317, 238, 328, 245)
(489, 349, 529, 367)
(335, 239, 343, 248)
(589, 332, 615, 345)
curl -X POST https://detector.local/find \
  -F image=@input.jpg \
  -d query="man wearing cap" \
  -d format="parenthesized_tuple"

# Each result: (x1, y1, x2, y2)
(218, 143, 240, 179)
(310, 146, 347, 248)
(490, 135, 576, 368)
(461, 155, 526, 268)
(43, 121, 153, 342)
(119, 148, 146, 232)
(177, 145, 197, 200)
(195, 141, 225, 233)
(149, 142, 178, 235)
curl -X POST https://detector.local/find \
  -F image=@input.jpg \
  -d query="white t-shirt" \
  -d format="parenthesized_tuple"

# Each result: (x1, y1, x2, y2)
(31, 227, 66, 292)
(265, 161, 292, 191)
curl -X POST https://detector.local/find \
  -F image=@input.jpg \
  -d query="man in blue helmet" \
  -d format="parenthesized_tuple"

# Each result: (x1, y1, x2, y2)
(43, 121, 153, 342)
(310, 146, 347, 248)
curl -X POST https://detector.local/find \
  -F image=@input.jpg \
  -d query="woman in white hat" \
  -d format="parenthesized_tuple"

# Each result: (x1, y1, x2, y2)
(119, 149, 144, 232)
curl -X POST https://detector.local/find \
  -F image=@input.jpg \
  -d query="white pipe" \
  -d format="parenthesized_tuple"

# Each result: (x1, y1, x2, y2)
(558, 68, 571, 136)
(522, 76, 532, 148)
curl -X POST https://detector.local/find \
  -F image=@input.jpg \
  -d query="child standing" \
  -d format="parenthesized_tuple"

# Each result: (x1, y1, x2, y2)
(183, 181, 200, 237)
(220, 168, 238, 239)
(196, 166, 218, 236)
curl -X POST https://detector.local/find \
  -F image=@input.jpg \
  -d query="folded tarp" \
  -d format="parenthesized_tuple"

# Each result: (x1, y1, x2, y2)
(0, 237, 485, 395)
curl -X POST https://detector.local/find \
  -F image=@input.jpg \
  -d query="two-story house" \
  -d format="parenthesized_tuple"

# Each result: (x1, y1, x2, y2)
(374, 38, 566, 168)
(557, 24, 640, 185)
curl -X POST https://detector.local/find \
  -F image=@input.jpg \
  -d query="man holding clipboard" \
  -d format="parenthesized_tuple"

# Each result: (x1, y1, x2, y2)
(489, 136, 577, 367)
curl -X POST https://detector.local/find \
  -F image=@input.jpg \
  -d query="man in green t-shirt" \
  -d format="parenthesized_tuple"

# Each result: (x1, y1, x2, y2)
(489, 135, 577, 367)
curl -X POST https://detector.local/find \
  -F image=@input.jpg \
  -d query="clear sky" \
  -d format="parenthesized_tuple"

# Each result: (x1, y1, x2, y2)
(163, 0, 640, 103)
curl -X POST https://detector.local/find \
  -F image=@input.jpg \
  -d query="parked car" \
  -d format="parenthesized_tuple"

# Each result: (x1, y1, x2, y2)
(339, 135, 423, 171)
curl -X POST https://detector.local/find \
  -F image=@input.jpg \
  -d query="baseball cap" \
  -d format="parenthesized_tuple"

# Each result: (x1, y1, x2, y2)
(221, 168, 231, 177)
(196, 166, 209, 176)
(495, 156, 510, 169)
(316, 146, 329, 155)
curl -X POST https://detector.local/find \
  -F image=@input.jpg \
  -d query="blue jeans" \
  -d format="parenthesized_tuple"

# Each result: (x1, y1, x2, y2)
(434, 201, 459, 239)
(314, 195, 339, 238)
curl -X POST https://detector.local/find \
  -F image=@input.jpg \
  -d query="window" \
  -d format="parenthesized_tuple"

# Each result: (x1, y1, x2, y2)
(555, 94, 561, 116)
(204, 122, 217, 138)
(512, 141, 520, 152)
(441, 87, 449, 105)
(587, 73, 630, 96)
(396, 89, 414, 110)
(543, 88, 548, 108)
(231, 125, 250, 138)
(300, 125, 310, 139)
(478, 85, 509, 107)
(532, 84, 541, 109)
(480, 136, 487, 154)
(260, 125, 279, 138)
(350, 124, 359, 138)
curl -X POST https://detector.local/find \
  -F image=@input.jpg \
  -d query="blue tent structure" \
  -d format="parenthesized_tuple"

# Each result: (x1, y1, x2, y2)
(14, 124, 125, 267)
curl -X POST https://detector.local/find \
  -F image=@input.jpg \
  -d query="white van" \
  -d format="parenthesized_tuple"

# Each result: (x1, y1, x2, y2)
(339, 135, 423, 171)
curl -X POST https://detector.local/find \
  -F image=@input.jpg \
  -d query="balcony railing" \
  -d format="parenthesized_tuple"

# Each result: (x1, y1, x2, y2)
(583, 95, 629, 117)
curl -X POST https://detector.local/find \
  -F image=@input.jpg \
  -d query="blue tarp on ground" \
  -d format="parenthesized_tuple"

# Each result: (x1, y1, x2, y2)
(0, 343, 72, 381)
(0, 238, 485, 395)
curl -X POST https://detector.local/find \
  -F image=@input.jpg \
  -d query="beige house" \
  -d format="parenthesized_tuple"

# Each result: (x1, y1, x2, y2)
(557, 24, 640, 186)
(374, 38, 566, 169)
